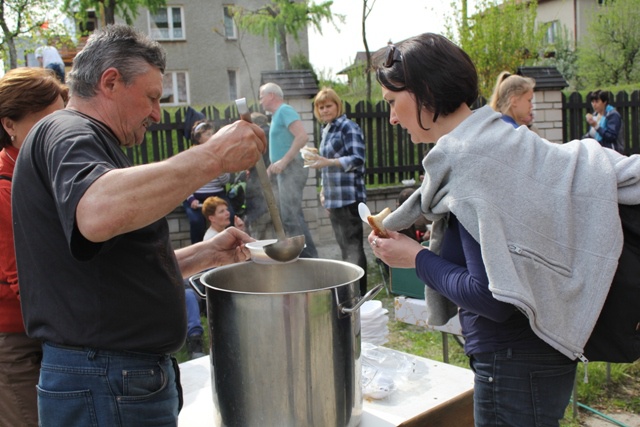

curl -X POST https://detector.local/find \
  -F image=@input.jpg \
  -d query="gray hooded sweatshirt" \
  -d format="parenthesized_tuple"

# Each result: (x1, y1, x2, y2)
(384, 106, 640, 360)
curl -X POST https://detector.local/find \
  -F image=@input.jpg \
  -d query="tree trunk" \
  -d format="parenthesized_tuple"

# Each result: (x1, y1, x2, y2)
(278, 25, 290, 70)
(104, 0, 116, 25)
(7, 36, 17, 69)
(362, 1, 371, 103)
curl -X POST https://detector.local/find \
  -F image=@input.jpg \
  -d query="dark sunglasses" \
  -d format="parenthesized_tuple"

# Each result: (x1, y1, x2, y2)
(384, 44, 402, 68)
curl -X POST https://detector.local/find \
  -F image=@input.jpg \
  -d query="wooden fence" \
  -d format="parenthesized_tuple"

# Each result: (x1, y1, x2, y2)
(128, 100, 429, 186)
(130, 91, 640, 184)
(563, 90, 640, 155)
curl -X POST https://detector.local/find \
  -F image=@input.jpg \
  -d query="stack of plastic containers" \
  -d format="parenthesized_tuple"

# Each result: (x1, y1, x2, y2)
(360, 300, 389, 346)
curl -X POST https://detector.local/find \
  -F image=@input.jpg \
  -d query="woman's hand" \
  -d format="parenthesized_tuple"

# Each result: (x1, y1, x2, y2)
(368, 230, 425, 269)
(308, 156, 337, 169)
(267, 158, 288, 175)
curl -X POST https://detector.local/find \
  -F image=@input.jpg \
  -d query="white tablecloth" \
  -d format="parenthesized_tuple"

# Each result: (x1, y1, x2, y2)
(394, 296, 462, 335)
(178, 346, 473, 427)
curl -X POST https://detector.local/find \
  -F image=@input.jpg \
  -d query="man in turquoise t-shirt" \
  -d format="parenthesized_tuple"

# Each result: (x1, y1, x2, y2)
(259, 82, 317, 258)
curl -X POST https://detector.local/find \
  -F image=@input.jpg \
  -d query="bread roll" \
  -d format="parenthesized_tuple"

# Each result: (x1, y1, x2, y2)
(300, 147, 318, 166)
(367, 207, 391, 238)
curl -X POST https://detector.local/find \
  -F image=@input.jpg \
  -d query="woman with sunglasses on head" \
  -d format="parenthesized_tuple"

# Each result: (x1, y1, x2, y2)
(0, 67, 68, 427)
(489, 71, 535, 128)
(368, 33, 640, 427)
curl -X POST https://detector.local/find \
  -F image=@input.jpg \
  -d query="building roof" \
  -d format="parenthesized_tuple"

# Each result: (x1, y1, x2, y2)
(337, 52, 368, 75)
(517, 66, 569, 90)
(260, 70, 319, 99)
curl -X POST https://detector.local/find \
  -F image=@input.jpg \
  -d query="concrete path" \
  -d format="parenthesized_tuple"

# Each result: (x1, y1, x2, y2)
(581, 411, 640, 427)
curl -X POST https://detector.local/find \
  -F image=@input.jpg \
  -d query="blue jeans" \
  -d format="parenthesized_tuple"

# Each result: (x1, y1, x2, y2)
(45, 63, 65, 83)
(38, 342, 181, 427)
(185, 288, 204, 337)
(470, 348, 577, 427)
(276, 157, 317, 258)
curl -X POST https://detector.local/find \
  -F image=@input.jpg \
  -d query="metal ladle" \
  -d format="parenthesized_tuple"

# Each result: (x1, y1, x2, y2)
(235, 98, 305, 262)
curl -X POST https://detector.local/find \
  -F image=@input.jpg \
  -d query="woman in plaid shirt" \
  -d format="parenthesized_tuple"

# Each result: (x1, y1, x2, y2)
(310, 87, 368, 295)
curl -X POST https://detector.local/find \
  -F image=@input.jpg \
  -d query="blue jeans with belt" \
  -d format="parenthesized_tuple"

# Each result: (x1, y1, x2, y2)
(38, 342, 182, 427)
(470, 347, 576, 427)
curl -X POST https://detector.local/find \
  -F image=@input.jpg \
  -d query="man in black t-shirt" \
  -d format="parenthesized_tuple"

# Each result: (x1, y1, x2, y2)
(12, 25, 266, 426)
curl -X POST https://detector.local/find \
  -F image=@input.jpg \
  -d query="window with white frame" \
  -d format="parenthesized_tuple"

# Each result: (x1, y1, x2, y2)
(149, 6, 185, 41)
(227, 69, 238, 101)
(544, 20, 559, 45)
(223, 5, 237, 39)
(161, 71, 189, 105)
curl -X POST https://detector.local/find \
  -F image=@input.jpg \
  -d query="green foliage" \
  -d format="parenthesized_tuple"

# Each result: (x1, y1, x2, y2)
(233, 0, 337, 44)
(317, 65, 384, 105)
(535, 25, 579, 90)
(575, 361, 640, 412)
(575, 0, 640, 88)
(0, 0, 72, 69)
(289, 52, 319, 84)
(231, 0, 342, 69)
(446, 0, 545, 99)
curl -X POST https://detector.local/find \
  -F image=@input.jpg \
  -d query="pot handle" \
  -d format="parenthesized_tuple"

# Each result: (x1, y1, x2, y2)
(187, 272, 206, 299)
(340, 283, 384, 315)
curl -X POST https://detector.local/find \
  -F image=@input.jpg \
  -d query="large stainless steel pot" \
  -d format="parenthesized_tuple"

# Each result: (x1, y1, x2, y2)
(189, 259, 381, 427)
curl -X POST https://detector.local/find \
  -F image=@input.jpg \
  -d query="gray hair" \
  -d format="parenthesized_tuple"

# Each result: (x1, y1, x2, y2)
(67, 24, 166, 99)
(260, 82, 284, 98)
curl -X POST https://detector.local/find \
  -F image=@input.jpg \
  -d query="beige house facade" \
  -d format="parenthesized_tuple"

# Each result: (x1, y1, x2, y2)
(537, 0, 601, 47)
(126, 0, 310, 107)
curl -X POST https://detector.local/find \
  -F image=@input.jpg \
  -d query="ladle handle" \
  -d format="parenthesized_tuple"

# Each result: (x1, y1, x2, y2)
(254, 156, 287, 241)
(236, 104, 288, 242)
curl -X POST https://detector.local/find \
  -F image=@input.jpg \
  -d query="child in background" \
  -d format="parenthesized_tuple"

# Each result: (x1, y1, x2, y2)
(397, 187, 430, 242)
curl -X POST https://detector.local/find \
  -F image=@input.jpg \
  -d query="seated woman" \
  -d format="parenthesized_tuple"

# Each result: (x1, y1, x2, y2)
(184, 196, 244, 359)
(183, 120, 233, 243)
(201, 196, 244, 240)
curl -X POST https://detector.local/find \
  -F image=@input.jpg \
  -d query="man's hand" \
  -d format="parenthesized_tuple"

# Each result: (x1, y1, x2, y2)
(203, 120, 267, 173)
(176, 227, 254, 278)
(206, 227, 253, 267)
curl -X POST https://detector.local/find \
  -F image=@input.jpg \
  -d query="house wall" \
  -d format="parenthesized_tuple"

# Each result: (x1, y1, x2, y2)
(537, 0, 599, 45)
(129, 0, 309, 106)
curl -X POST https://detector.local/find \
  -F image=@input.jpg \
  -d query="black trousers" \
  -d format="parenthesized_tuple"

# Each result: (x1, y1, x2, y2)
(329, 202, 368, 295)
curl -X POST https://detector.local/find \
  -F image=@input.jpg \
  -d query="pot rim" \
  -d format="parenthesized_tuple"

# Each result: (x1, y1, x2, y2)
(198, 258, 365, 295)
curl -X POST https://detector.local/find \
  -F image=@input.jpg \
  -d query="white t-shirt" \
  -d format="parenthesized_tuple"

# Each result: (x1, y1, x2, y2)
(203, 228, 219, 241)
(36, 46, 64, 67)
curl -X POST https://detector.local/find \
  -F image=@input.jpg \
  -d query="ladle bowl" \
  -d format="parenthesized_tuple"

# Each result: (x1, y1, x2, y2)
(235, 97, 305, 262)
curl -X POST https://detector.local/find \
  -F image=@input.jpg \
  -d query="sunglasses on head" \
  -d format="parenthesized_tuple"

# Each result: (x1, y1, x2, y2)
(384, 44, 403, 68)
